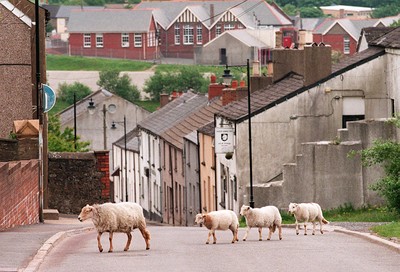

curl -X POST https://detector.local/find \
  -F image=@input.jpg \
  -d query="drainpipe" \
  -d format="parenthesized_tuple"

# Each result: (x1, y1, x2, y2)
(213, 115, 218, 211)
(196, 130, 202, 214)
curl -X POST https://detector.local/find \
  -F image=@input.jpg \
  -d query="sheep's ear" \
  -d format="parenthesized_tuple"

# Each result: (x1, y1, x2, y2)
(202, 214, 207, 219)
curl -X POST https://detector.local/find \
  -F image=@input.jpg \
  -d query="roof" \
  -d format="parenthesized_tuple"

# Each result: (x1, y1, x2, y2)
(314, 18, 378, 40)
(41, 4, 60, 19)
(218, 46, 386, 123)
(198, 121, 215, 137)
(134, 0, 292, 30)
(137, 91, 209, 136)
(215, 29, 269, 48)
(319, 5, 373, 12)
(68, 9, 153, 33)
(161, 98, 223, 149)
(357, 27, 396, 51)
(55, 5, 104, 18)
(368, 27, 400, 49)
(114, 127, 141, 152)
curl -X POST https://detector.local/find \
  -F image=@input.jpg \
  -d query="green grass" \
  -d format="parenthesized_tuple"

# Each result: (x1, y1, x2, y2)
(49, 100, 70, 115)
(371, 222, 400, 238)
(46, 54, 154, 71)
(135, 100, 160, 112)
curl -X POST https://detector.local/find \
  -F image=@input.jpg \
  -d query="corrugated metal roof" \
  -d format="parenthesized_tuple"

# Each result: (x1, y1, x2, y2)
(68, 9, 153, 33)
(138, 91, 209, 136)
(161, 98, 223, 149)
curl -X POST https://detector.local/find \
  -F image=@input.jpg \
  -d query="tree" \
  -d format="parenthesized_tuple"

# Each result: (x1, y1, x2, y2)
(372, 4, 400, 18)
(97, 69, 140, 103)
(300, 7, 324, 18)
(48, 115, 90, 152)
(143, 67, 208, 100)
(57, 82, 92, 105)
(352, 117, 400, 213)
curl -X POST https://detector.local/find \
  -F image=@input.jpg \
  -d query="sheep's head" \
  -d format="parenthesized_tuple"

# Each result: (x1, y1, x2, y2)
(288, 203, 298, 214)
(78, 204, 93, 222)
(194, 213, 205, 225)
(240, 205, 251, 216)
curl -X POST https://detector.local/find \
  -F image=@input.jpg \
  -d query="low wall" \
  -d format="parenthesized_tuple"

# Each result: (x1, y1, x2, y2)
(0, 138, 38, 162)
(48, 151, 111, 214)
(0, 160, 39, 231)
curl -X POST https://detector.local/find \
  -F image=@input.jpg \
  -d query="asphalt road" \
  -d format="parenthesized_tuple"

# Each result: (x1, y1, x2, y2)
(36, 226, 400, 272)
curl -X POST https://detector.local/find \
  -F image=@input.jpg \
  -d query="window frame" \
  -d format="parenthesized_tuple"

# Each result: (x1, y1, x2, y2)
(196, 24, 202, 44)
(134, 33, 142, 48)
(174, 24, 180, 45)
(83, 33, 91, 48)
(183, 24, 194, 45)
(96, 33, 103, 48)
(121, 33, 129, 48)
(343, 36, 350, 54)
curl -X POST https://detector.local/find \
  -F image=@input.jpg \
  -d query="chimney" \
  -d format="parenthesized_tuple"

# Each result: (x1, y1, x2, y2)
(208, 74, 225, 101)
(275, 31, 283, 48)
(339, 9, 345, 18)
(210, 4, 215, 25)
(271, 44, 332, 86)
(160, 93, 170, 108)
(298, 30, 306, 49)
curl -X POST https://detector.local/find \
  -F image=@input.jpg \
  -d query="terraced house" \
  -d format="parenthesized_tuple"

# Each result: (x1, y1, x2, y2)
(66, 0, 292, 60)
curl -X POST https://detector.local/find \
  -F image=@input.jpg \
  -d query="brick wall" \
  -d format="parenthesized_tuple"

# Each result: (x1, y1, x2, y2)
(0, 160, 39, 231)
(0, 138, 38, 162)
(47, 151, 111, 214)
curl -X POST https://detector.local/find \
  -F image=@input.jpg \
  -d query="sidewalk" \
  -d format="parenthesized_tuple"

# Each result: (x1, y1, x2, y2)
(1, 217, 399, 272)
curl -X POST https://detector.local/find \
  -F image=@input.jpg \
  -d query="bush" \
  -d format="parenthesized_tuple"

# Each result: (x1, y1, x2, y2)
(57, 82, 92, 105)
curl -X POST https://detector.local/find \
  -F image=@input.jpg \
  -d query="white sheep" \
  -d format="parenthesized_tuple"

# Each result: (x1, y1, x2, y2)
(195, 210, 239, 244)
(288, 202, 329, 235)
(240, 205, 283, 241)
(78, 202, 151, 252)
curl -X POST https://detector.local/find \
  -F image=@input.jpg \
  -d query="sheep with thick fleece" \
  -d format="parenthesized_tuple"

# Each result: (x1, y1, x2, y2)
(288, 202, 329, 235)
(195, 210, 239, 244)
(78, 202, 150, 252)
(240, 205, 283, 241)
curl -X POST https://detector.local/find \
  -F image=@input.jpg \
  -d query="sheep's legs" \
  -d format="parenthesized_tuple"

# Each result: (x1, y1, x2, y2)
(139, 226, 151, 250)
(319, 219, 324, 234)
(295, 220, 299, 235)
(230, 228, 238, 243)
(108, 232, 114, 252)
(304, 221, 308, 235)
(97, 232, 103, 252)
(278, 225, 283, 240)
(259, 227, 264, 241)
(124, 232, 132, 251)
(206, 230, 217, 244)
(312, 221, 316, 235)
(242, 227, 251, 241)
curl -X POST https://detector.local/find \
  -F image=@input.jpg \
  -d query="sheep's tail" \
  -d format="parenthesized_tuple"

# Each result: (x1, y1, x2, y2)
(322, 218, 329, 224)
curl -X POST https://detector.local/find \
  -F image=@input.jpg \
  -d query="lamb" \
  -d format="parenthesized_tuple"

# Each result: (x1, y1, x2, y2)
(240, 205, 283, 241)
(194, 210, 239, 244)
(288, 202, 329, 235)
(78, 202, 151, 252)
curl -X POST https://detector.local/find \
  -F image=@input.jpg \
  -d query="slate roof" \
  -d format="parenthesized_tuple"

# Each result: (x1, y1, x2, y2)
(42, 4, 60, 19)
(369, 27, 400, 49)
(68, 9, 153, 33)
(135, 0, 292, 30)
(314, 18, 378, 40)
(218, 46, 386, 123)
(55, 5, 104, 18)
(198, 121, 215, 137)
(114, 127, 141, 152)
(161, 98, 223, 149)
(137, 91, 209, 136)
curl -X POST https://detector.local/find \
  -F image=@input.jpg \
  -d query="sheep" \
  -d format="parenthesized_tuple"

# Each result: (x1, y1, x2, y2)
(288, 202, 329, 235)
(240, 205, 283, 241)
(194, 210, 239, 244)
(78, 202, 151, 252)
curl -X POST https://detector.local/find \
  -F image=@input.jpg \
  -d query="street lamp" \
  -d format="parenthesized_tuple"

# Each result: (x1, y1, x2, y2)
(111, 116, 128, 202)
(87, 98, 116, 150)
(221, 59, 254, 208)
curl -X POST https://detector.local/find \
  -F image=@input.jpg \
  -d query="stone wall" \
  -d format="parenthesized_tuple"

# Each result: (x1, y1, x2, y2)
(0, 160, 39, 230)
(48, 151, 111, 214)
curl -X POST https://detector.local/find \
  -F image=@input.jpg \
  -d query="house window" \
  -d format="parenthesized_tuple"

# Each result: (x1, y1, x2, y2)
(183, 24, 194, 45)
(83, 33, 91, 48)
(96, 34, 103, 48)
(224, 23, 234, 31)
(121, 33, 129, 47)
(148, 31, 155, 47)
(174, 24, 180, 44)
(216, 25, 221, 37)
(196, 25, 202, 44)
(134, 33, 142, 47)
(344, 36, 350, 54)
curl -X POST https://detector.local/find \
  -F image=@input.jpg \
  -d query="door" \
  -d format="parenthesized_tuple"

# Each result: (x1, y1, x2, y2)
(219, 48, 227, 65)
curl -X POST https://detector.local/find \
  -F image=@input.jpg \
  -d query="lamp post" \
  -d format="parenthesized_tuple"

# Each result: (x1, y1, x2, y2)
(73, 93, 77, 150)
(221, 59, 254, 208)
(111, 116, 128, 202)
(87, 98, 109, 150)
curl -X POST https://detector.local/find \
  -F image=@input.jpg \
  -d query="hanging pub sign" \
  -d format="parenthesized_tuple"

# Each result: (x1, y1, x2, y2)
(215, 127, 234, 154)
